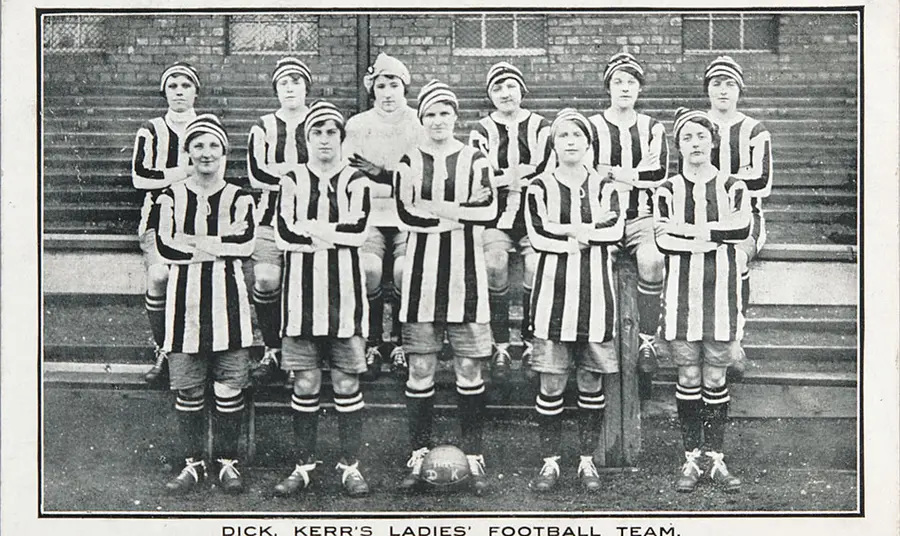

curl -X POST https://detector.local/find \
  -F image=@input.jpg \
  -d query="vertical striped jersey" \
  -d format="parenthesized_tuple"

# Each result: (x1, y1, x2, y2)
(709, 112, 773, 246)
(132, 112, 194, 235)
(653, 170, 751, 342)
(276, 165, 371, 339)
(525, 167, 625, 342)
(586, 110, 669, 219)
(395, 144, 497, 324)
(247, 111, 309, 227)
(468, 110, 552, 230)
(155, 181, 256, 354)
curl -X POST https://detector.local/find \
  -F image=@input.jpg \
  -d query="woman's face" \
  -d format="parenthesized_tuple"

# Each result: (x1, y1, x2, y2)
(489, 78, 523, 115)
(276, 75, 308, 111)
(373, 74, 404, 114)
(707, 75, 740, 114)
(164, 74, 197, 113)
(421, 102, 457, 143)
(553, 120, 589, 165)
(187, 132, 225, 176)
(678, 121, 714, 167)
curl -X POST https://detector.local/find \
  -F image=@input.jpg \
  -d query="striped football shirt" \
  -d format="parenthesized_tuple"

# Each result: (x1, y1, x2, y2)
(276, 164, 371, 339)
(586, 109, 669, 220)
(155, 181, 256, 354)
(131, 113, 194, 235)
(247, 111, 309, 227)
(395, 144, 497, 324)
(654, 170, 751, 342)
(525, 167, 625, 342)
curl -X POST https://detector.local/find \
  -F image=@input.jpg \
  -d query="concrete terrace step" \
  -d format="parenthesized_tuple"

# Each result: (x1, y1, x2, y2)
(44, 103, 859, 120)
(46, 83, 858, 99)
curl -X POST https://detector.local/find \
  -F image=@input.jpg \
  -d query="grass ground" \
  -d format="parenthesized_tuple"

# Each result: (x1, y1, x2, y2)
(42, 388, 858, 515)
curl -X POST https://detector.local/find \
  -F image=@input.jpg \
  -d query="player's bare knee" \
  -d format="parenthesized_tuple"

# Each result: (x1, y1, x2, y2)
(636, 247, 665, 282)
(330, 370, 360, 395)
(253, 263, 282, 292)
(677, 365, 702, 387)
(147, 264, 169, 294)
(406, 353, 437, 388)
(453, 357, 484, 386)
(178, 386, 205, 399)
(522, 253, 539, 283)
(575, 368, 603, 392)
(484, 249, 509, 285)
(213, 382, 241, 399)
(539, 373, 568, 397)
(392, 256, 406, 291)
(360, 254, 384, 292)
(291, 369, 322, 396)
(736, 250, 749, 275)
(702, 365, 728, 388)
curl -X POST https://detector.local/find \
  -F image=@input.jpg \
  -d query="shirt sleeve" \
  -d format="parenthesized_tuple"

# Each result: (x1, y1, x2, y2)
(708, 178, 752, 243)
(132, 121, 186, 190)
(525, 179, 578, 254)
(739, 122, 773, 197)
(587, 181, 625, 244)
(247, 119, 283, 191)
(275, 173, 315, 248)
(395, 153, 443, 231)
(456, 152, 498, 225)
(311, 173, 372, 248)
(635, 120, 668, 188)
(154, 190, 198, 263)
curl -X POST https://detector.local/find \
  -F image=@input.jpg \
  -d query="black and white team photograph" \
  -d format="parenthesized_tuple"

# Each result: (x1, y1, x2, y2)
(13, 5, 893, 526)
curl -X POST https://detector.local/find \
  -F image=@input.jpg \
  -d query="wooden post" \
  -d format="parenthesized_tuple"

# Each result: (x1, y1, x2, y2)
(356, 15, 371, 115)
(599, 256, 642, 466)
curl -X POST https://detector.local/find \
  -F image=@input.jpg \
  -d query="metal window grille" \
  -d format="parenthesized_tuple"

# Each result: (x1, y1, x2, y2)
(228, 14, 319, 55)
(453, 14, 546, 56)
(43, 15, 105, 53)
(683, 14, 778, 53)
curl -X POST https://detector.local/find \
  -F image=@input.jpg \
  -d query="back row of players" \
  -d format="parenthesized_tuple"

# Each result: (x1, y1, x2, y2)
(132, 51, 772, 497)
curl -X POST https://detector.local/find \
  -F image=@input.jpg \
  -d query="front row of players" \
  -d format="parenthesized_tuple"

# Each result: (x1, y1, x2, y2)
(154, 92, 748, 497)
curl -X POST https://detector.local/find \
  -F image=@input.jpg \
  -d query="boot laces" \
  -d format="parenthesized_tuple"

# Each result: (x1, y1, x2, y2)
(681, 448, 703, 477)
(335, 460, 364, 485)
(705, 451, 730, 478)
(406, 447, 430, 473)
(288, 460, 319, 487)
(365, 345, 382, 366)
(260, 347, 280, 367)
(466, 454, 486, 476)
(390, 345, 407, 368)
(638, 334, 657, 354)
(577, 455, 599, 478)
(539, 456, 561, 478)
(177, 457, 205, 483)
(216, 458, 240, 481)
(153, 346, 168, 366)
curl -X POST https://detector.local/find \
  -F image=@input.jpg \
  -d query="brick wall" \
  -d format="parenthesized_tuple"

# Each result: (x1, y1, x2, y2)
(43, 11, 858, 93)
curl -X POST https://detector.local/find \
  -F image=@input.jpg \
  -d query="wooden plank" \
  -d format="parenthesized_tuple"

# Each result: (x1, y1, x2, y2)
(617, 258, 641, 466)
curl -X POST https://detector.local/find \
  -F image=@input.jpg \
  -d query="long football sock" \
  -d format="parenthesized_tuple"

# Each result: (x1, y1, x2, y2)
(535, 392, 564, 457)
(405, 383, 435, 450)
(334, 390, 365, 462)
(637, 279, 664, 337)
(456, 382, 486, 455)
(521, 286, 533, 342)
(252, 287, 282, 349)
(702, 385, 730, 453)
(676, 383, 703, 452)
(213, 391, 245, 460)
(145, 292, 167, 347)
(489, 286, 511, 345)
(577, 388, 606, 455)
(291, 392, 321, 462)
(175, 393, 206, 460)
(391, 287, 403, 345)
(368, 286, 384, 347)
(741, 272, 751, 315)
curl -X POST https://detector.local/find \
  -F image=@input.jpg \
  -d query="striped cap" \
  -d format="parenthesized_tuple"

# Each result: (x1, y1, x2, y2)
(304, 100, 345, 140)
(673, 107, 712, 138)
(160, 61, 200, 93)
(416, 79, 458, 121)
(363, 52, 411, 92)
(704, 55, 744, 89)
(486, 61, 528, 95)
(272, 57, 313, 90)
(550, 108, 592, 144)
(603, 52, 645, 87)
(184, 114, 228, 151)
